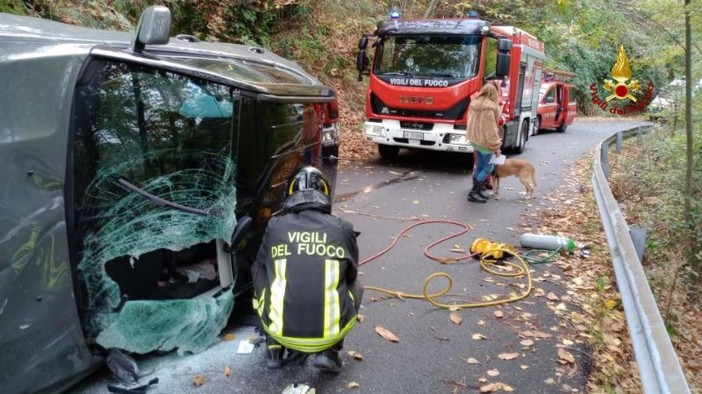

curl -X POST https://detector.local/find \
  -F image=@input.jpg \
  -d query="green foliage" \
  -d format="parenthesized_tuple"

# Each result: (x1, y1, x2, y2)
(609, 127, 702, 296)
(595, 276, 607, 292)
(0, 0, 28, 14)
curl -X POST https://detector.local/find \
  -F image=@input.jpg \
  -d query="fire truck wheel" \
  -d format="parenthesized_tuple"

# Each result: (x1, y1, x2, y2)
(378, 144, 399, 161)
(532, 117, 540, 136)
(556, 122, 567, 133)
(514, 121, 528, 154)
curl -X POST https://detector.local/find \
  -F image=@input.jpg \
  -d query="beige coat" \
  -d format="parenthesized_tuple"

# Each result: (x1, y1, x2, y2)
(466, 85, 502, 152)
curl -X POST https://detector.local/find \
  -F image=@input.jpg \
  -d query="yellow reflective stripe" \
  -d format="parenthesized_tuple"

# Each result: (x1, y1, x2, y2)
(268, 259, 287, 336)
(254, 288, 266, 317)
(261, 317, 356, 353)
(323, 259, 341, 338)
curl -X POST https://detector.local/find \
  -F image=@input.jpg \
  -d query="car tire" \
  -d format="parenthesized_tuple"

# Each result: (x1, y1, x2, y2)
(378, 144, 399, 161)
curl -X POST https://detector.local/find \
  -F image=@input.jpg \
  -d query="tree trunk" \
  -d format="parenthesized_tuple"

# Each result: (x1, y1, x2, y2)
(684, 0, 692, 224)
(423, 0, 439, 18)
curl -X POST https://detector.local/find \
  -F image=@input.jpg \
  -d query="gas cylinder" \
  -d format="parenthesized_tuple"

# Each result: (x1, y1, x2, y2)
(519, 233, 578, 252)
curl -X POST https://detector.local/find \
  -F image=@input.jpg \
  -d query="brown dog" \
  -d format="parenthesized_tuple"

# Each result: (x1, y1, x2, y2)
(493, 158, 537, 199)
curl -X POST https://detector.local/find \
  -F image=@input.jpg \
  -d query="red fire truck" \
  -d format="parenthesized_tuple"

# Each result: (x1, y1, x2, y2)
(536, 68, 577, 133)
(357, 15, 545, 160)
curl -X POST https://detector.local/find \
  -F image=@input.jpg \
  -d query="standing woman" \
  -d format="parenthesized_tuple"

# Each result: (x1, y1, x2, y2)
(466, 83, 502, 203)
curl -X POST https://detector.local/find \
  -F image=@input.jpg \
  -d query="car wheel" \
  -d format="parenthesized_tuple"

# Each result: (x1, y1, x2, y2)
(556, 122, 567, 133)
(378, 144, 399, 161)
(513, 121, 528, 154)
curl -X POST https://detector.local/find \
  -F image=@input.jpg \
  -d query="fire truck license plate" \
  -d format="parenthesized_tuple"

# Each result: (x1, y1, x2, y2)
(403, 131, 423, 140)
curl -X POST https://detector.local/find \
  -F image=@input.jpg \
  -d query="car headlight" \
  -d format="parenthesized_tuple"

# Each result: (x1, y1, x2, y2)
(449, 134, 467, 144)
(365, 125, 384, 136)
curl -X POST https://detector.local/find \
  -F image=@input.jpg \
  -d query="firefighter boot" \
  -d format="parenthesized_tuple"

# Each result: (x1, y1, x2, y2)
(266, 339, 284, 369)
(467, 183, 487, 203)
(312, 348, 342, 373)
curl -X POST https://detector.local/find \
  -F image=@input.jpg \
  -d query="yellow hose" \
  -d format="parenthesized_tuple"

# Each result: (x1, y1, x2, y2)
(364, 241, 532, 309)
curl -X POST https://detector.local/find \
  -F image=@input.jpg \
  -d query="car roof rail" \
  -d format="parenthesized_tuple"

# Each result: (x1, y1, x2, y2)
(129, 5, 171, 53)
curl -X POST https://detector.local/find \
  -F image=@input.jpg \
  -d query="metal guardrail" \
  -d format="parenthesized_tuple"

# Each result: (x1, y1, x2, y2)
(592, 125, 691, 394)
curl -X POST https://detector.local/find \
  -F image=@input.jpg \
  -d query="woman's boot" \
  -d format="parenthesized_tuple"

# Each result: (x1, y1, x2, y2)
(476, 181, 491, 200)
(467, 183, 487, 203)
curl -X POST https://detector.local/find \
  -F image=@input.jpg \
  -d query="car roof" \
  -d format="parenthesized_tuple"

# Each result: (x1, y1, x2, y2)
(0, 12, 333, 98)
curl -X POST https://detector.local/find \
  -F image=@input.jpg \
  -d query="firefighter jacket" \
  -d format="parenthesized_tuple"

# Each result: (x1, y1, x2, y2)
(252, 198, 359, 353)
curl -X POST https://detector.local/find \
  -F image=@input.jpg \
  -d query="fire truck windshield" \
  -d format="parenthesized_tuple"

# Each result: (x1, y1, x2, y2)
(374, 35, 480, 80)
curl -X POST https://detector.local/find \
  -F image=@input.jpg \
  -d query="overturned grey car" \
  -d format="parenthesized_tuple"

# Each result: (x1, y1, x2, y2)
(0, 6, 339, 393)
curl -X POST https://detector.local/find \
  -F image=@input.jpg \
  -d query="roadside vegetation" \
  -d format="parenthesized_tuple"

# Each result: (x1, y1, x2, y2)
(4, 0, 701, 391)
(607, 122, 702, 391)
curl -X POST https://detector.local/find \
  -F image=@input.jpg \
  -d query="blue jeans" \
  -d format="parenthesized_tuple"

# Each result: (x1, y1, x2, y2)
(474, 151, 494, 182)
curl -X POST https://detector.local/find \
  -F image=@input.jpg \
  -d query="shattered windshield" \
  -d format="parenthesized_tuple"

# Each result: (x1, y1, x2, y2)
(374, 35, 480, 79)
(71, 60, 238, 354)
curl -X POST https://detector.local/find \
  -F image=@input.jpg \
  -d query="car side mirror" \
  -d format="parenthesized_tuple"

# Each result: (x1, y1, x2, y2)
(130, 5, 171, 53)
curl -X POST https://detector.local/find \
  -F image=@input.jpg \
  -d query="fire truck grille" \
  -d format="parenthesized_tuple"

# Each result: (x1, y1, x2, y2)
(400, 121, 433, 130)
(393, 138, 436, 146)
(371, 94, 468, 121)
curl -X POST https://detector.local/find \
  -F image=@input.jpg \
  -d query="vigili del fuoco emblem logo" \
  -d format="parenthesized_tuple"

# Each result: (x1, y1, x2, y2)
(590, 45, 654, 115)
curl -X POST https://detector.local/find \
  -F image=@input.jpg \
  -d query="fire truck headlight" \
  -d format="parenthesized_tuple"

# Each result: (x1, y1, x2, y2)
(365, 125, 384, 136)
(449, 134, 467, 144)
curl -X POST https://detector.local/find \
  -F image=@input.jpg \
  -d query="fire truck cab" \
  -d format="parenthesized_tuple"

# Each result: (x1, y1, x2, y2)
(357, 15, 545, 160)
(536, 68, 577, 133)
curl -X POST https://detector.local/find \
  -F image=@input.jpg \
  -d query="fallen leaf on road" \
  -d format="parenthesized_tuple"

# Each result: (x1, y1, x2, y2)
(520, 339, 534, 347)
(480, 382, 514, 392)
(520, 365, 528, 370)
(224, 366, 232, 377)
(558, 348, 575, 364)
(547, 292, 559, 301)
(544, 378, 556, 385)
(347, 381, 360, 389)
(375, 326, 399, 342)
(448, 305, 461, 312)
(450, 248, 466, 253)
(193, 374, 205, 387)
(356, 314, 365, 323)
(450, 312, 462, 325)
(494, 310, 504, 318)
(522, 330, 552, 339)
(472, 333, 488, 340)
(465, 357, 480, 364)
(498, 352, 519, 360)
(487, 368, 500, 377)
(222, 333, 236, 341)
(440, 257, 457, 265)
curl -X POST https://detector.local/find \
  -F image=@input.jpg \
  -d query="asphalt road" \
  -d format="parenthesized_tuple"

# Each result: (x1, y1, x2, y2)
(75, 119, 648, 394)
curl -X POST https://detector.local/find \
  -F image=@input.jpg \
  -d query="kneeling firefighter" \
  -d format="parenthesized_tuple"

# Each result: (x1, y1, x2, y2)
(252, 166, 362, 373)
